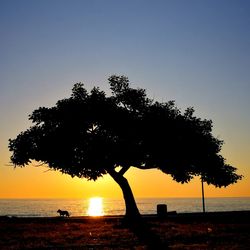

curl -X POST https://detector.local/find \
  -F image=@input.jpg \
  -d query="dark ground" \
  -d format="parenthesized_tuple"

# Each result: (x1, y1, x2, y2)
(1, 211, 250, 249)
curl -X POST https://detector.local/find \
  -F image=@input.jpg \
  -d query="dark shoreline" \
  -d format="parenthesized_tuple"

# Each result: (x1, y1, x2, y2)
(1, 210, 250, 249)
(1, 209, 250, 219)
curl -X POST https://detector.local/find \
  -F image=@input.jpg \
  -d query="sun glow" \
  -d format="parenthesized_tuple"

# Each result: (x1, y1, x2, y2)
(87, 197, 104, 216)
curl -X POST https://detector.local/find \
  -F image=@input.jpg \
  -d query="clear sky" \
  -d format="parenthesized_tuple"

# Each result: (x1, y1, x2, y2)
(1, 0, 250, 199)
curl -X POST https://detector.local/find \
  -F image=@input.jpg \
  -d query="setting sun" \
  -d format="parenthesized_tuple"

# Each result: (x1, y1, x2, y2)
(87, 197, 104, 216)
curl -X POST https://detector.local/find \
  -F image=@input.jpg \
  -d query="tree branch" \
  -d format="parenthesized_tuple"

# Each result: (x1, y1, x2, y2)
(119, 166, 130, 176)
(34, 162, 46, 167)
(107, 168, 119, 180)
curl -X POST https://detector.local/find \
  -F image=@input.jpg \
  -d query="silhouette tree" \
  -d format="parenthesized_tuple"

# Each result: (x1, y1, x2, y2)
(9, 75, 242, 219)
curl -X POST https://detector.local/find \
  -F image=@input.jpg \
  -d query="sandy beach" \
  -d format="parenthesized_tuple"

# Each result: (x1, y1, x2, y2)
(1, 211, 250, 249)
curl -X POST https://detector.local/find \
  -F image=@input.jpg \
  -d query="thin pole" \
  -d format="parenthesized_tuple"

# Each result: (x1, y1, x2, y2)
(201, 177, 206, 213)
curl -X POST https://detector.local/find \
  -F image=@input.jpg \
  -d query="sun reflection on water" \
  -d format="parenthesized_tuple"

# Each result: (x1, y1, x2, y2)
(87, 197, 104, 216)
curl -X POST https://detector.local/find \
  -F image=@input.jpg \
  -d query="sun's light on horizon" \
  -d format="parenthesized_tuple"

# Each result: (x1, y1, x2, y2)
(87, 197, 104, 216)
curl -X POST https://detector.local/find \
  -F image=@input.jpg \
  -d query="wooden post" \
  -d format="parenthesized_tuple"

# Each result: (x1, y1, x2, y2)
(201, 177, 206, 213)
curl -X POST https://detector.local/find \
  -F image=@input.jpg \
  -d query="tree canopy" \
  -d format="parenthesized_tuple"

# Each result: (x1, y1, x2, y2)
(9, 75, 242, 217)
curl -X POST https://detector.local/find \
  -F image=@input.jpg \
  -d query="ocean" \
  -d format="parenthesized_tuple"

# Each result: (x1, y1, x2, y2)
(0, 197, 250, 217)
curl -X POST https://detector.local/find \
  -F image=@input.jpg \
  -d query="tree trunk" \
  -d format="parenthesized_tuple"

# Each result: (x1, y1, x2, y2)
(108, 169, 141, 219)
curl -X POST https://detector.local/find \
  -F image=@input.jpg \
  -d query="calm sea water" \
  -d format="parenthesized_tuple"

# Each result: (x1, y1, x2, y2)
(0, 197, 250, 217)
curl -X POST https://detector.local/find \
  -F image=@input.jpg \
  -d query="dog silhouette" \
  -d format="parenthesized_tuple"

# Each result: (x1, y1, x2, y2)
(57, 209, 70, 217)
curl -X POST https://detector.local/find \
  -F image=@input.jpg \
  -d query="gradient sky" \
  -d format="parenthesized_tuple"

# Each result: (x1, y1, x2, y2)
(1, 0, 250, 199)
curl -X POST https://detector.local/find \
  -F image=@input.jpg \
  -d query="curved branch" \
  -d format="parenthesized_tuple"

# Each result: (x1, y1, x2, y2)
(119, 166, 130, 176)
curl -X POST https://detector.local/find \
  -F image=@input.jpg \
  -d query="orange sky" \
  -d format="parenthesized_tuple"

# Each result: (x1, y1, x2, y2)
(1, 111, 249, 199)
(1, 157, 249, 199)
(1, 129, 249, 199)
